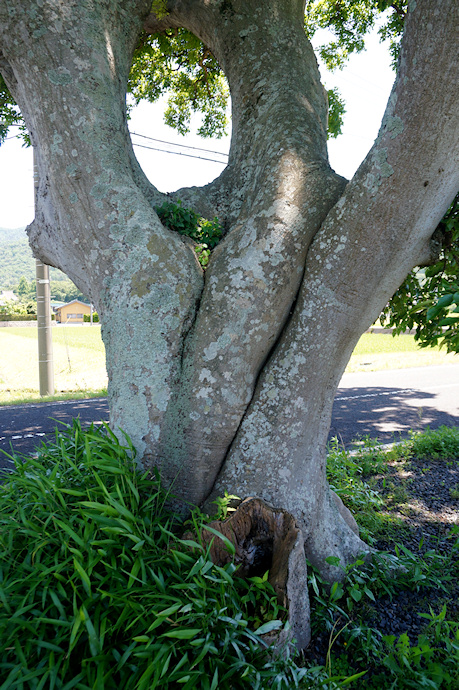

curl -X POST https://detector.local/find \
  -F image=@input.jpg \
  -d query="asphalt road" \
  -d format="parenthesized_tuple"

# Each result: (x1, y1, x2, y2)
(1, 364, 458, 473)
(330, 364, 459, 447)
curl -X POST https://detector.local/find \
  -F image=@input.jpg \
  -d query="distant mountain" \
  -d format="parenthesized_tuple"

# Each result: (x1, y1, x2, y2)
(0, 226, 68, 288)
(0, 226, 28, 243)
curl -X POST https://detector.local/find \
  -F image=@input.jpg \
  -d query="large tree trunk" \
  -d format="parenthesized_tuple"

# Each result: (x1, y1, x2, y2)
(1, 0, 458, 597)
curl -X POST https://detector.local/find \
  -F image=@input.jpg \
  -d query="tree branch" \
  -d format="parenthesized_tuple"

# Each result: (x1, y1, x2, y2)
(155, 3, 347, 505)
(391, 2, 406, 18)
(212, 0, 459, 574)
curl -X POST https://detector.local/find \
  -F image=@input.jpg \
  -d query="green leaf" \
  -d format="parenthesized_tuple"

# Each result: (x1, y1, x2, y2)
(426, 305, 442, 321)
(255, 619, 283, 635)
(187, 556, 207, 579)
(425, 264, 444, 278)
(210, 668, 219, 690)
(350, 587, 362, 602)
(325, 556, 341, 566)
(59, 489, 86, 497)
(81, 606, 101, 656)
(438, 317, 459, 326)
(69, 613, 83, 651)
(436, 294, 454, 308)
(338, 670, 368, 685)
(78, 501, 120, 516)
(132, 539, 146, 551)
(127, 558, 142, 589)
(364, 587, 376, 601)
(53, 517, 85, 548)
(330, 581, 344, 600)
(161, 628, 202, 639)
(202, 525, 236, 555)
(73, 558, 91, 595)
(155, 603, 182, 618)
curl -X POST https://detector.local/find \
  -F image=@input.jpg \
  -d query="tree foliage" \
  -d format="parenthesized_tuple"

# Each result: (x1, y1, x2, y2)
(0, 73, 25, 144)
(381, 194, 459, 352)
(129, 29, 229, 138)
(1, 2, 397, 142)
(304, 0, 407, 69)
(0, 237, 41, 287)
(0, 298, 35, 315)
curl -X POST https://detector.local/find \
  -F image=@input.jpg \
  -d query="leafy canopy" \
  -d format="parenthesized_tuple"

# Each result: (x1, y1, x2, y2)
(0, 73, 24, 144)
(381, 194, 459, 353)
(0, 1, 407, 142)
(129, 29, 229, 138)
(304, 0, 407, 69)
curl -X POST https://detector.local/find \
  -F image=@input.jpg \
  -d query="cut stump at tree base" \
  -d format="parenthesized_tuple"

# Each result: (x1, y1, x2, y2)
(196, 497, 311, 650)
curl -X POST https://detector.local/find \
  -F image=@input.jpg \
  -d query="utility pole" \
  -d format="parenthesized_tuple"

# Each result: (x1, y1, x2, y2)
(34, 150, 54, 395)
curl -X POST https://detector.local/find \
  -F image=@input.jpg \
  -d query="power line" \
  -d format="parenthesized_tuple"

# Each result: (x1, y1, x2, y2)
(339, 69, 391, 96)
(132, 140, 227, 164)
(2, 130, 228, 164)
(130, 131, 228, 158)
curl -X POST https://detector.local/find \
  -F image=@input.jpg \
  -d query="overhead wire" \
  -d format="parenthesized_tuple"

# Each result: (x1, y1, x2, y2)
(132, 140, 227, 164)
(130, 131, 228, 158)
(2, 129, 229, 164)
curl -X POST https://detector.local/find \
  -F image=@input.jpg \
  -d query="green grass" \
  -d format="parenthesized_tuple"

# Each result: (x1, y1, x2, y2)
(1, 423, 458, 688)
(346, 333, 458, 373)
(0, 325, 107, 404)
(0, 327, 457, 406)
(5, 325, 105, 349)
(0, 422, 314, 689)
(0, 389, 107, 407)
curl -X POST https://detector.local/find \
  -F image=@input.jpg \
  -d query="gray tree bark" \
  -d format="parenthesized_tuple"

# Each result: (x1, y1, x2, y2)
(1, 0, 458, 592)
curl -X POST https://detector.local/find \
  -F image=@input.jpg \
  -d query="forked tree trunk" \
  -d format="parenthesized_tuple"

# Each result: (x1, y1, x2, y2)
(1, 0, 458, 629)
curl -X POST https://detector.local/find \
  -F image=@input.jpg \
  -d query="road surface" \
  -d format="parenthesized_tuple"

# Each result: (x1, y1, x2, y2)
(330, 364, 459, 446)
(1, 364, 458, 473)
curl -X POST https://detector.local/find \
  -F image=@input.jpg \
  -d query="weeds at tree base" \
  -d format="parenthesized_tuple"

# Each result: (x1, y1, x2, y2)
(316, 428, 459, 688)
(0, 423, 458, 688)
(0, 421, 325, 689)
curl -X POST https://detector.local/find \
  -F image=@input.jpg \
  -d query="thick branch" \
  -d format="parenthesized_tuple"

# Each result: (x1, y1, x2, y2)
(153, 2, 347, 503)
(210, 0, 459, 576)
(0, 0, 205, 458)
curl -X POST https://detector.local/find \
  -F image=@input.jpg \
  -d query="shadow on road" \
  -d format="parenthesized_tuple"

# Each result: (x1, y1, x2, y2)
(0, 398, 109, 473)
(1, 386, 458, 472)
(330, 386, 459, 448)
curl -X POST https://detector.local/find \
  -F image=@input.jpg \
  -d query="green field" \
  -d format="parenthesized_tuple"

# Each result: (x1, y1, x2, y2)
(0, 325, 107, 404)
(348, 332, 458, 372)
(0, 327, 457, 405)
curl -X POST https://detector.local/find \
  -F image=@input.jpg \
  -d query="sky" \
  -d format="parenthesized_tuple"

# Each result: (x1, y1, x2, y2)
(0, 28, 395, 230)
